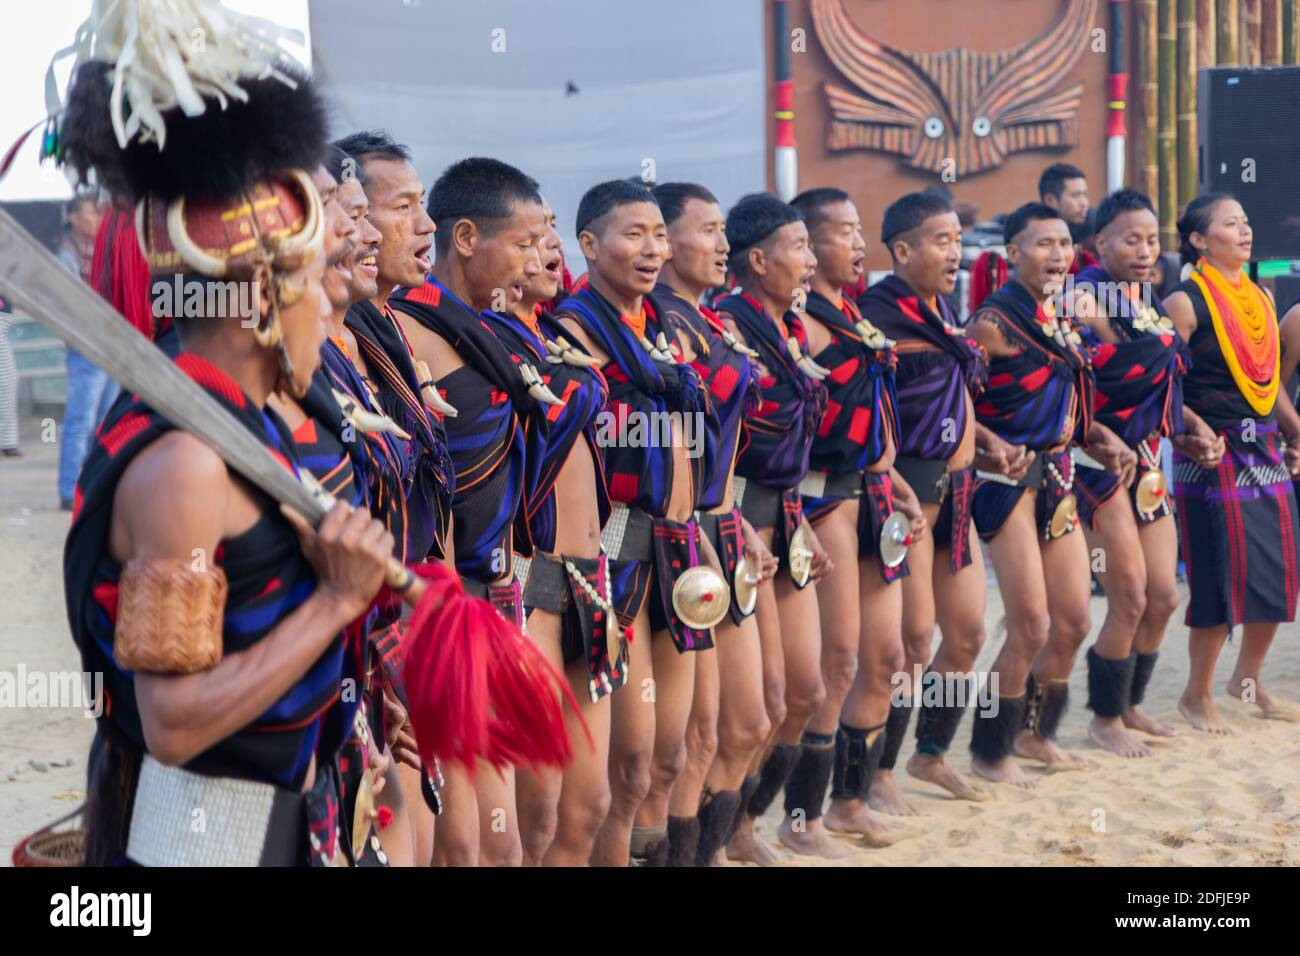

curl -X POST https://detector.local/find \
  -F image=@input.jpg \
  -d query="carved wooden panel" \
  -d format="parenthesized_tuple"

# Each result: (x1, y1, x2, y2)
(813, 0, 1096, 177)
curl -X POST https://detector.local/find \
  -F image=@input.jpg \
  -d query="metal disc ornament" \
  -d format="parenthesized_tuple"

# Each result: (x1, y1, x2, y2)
(734, 554, 759, 616)
(1135, 468, 1167, 517)
(788, 523, 814, 587)
(351, 763, 375, 862)
(879, 510, 913, 568)
(671, 565, 731, 630)
(1049, 493, 1078, 538)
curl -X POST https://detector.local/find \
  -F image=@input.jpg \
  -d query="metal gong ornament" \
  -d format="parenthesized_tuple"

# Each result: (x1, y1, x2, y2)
(671, 565, 731, 630)
(879, 510, 913, 568)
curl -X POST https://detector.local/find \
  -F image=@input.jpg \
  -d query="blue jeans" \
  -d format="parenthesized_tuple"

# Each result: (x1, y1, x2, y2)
(58, 349, 119, 501)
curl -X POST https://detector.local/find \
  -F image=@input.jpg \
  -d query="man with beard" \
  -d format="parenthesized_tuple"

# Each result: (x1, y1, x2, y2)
(650, 181, 777, 866)
(860, 192, 1013, 806)
(1070, 189, 1187, 757)
(714, 194, 833, 863)
(553, 180, 715, 866)
(966, 204, 1132, 788)
(772, 188, 923, 853)
(1039, 164, 1096, 277)
(387, 158, 550, 866)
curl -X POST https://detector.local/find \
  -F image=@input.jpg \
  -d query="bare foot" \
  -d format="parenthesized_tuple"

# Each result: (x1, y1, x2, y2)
(1014, 731, 1088, 771)
(1178, 694, 1233, 735)
(867, 768, 917, 816)
(1224, 678, 1300, 721)
(777, 815, 854, 858)
(1087, 715, 1152, 758)
(725, 815, 783, 865)
(970, 755, 1034, 790)
(906, 752, 991, 801)
(824, 798, 919, 847)
(1122, 705, 1176, 737)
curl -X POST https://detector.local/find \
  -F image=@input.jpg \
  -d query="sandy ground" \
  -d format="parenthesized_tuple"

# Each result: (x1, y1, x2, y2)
(2, 413, 1298, 866)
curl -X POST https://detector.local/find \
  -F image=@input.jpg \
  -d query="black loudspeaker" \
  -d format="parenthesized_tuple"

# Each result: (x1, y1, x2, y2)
(1198, 66, 1300, 262)
(1273, 273, 1300, 318)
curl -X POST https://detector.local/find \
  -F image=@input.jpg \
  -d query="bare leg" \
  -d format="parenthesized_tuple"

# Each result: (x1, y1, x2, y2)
(823, 547, 915, 847)
(1179, 624, 1232, 734)
(1124, 515, 1179, 736)
(878, 502, 937, 816)
(395, 759, 435, 866)
(974, 492, 1049, 789)
(1015, 514, 1091, 769)
(591, 602, 654, 866)
(726, 539, 787, 866)
(433, 762, 480, 866)
(706, 614, 770, 788)
(907, 511, 989, 801)
(476, 766, 521, 866)
(515, 607, 565, 866)
(375, 755, 414, 867)
(780, 503, 855, 859)
(698, 610, 769, 865)
(544, 659, 612, 866)
(632, 629, 699, 863)
(1226, 622, 1300, 719)
(1082, 494, 1153, 757)
(664, 644, 717, 865)
(516, 604, 612, 867)
(671, 647, 718, 818)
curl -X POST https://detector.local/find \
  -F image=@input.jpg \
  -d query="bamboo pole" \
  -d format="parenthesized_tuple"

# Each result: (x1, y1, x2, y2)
(1220, 0, 1240, 62)
(1262, 0, 1282, 61)
(1288, 0, 1300, 62)
(1177, 0, 1198, 208)
(1197, 0, 1218, 66)
(1136, 0, 1160, 199)
(1242, 0, 1262, 64)
(1159, 0, 1178, 245)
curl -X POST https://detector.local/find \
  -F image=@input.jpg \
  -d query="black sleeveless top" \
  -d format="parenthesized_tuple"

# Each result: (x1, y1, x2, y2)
(1175, 277, 1274, 430)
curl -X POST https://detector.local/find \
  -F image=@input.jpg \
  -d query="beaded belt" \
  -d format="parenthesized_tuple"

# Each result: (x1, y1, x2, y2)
(127, 756, 311, 867)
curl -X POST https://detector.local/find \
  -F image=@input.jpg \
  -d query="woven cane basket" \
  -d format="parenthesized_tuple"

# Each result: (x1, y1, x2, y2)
(11, 806, 85, 867)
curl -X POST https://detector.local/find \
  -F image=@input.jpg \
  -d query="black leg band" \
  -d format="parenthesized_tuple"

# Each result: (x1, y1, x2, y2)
(1131, 651, 1159, 706)
(915, 701, 968, 756)
(969, 694, 1026, 762)
(1086, 647, 1136, 718)
(730, 774, 760, 841)
(830, 722, 886, 800)
(630, 825, 669, 867)
(666, 815, 700, 867)
(695, 789, 742, 867)
(747, 745, 800, 817)
(877, 697, 913, 770)
(1025, 673, 1070, 740)
(783, 731, 835, 819)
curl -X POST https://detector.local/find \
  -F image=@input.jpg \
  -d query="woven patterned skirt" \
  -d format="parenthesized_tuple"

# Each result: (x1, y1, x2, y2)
(1173, 425, 1300, 629)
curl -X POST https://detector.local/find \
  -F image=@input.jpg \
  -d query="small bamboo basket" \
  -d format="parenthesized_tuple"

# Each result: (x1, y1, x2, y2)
(11, 806, 85, 867)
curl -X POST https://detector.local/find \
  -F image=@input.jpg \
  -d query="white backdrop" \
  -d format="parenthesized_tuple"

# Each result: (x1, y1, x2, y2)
(309, 0, 767, 258)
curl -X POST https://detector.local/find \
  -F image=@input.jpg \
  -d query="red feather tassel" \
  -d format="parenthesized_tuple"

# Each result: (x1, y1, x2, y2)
(399, 563, 588, 775)
(92, 206, 154, 339)
(969, 250, 1008, 314)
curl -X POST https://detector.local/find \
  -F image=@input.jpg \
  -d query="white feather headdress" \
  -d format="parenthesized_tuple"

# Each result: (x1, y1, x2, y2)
(45, 0, 305, 151)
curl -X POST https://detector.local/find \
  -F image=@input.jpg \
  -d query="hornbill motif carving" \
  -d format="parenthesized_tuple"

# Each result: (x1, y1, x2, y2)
(812, 0, 1096, 177)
